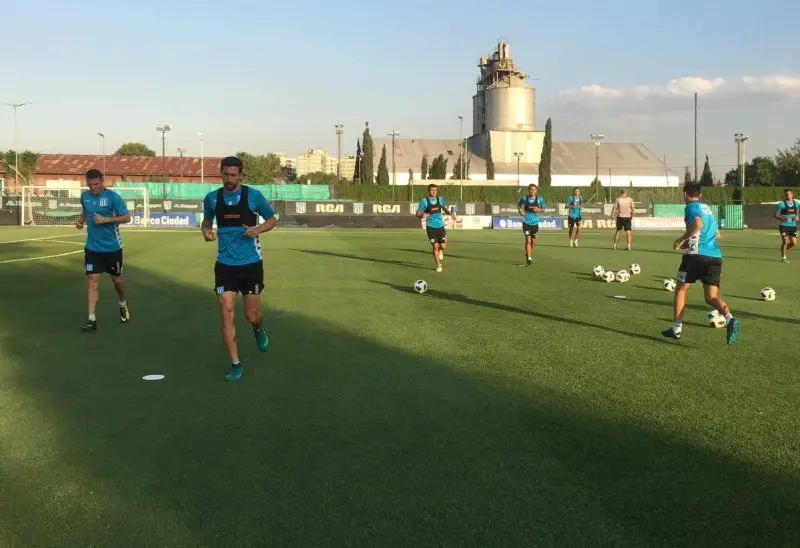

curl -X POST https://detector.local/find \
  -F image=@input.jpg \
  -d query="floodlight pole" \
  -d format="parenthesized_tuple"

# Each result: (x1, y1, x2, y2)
(387, 130, 399, 200)
(513, 152, 523, 186)
(97, 132, 106, 175)
(156, 124, 171, 199)
(734, 133, 749, 188)
(591, 133, 604, 201)
(199, 132, 204, 184)
(1, 101, 32, 188)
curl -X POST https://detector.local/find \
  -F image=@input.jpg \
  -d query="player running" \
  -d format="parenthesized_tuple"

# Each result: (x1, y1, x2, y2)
(565, 187, 583, 247)
(517, 184, 547, 266)
(611, 189, 635, 250)
(76, 169, 131, 332)
(662, 183, 740, 344)
(201, 156, 278, 381)
(416, 183, 456, 272)
(775, 188, 798, 262)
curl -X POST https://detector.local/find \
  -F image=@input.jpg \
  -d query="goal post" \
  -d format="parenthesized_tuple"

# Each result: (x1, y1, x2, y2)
(20, 185, 150, 227)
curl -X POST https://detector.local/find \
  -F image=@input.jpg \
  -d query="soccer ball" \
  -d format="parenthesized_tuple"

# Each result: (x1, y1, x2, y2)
(629, 263, 641, 275)
(706, 309, 721, 322)
(615, 270, 630, 283)
(709, 315, 727, 328)
(760, 287, 776, 301)
(592, 265, 605, 278)
(663, 278, 677, 292)
(413, 280, 428, 294)
(603, 271, 615, 283)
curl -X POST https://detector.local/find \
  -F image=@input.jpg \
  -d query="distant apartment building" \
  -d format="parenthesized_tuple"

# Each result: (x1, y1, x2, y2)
(296, 149, 336, 176)
(338, 155, 357, 180)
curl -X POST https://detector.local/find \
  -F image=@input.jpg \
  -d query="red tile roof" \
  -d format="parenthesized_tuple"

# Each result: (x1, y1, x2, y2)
(0, 154, 223, 177)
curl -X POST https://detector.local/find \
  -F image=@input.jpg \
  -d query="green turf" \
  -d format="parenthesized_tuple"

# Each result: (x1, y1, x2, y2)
(1, 226, 799, 546)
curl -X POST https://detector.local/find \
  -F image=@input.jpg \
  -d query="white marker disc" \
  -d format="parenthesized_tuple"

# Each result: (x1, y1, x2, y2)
(142, 374, 165, 381)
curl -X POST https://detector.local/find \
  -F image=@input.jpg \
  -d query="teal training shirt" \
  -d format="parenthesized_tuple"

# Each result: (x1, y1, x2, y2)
(684, 200, 723, 259)
(203, 186, 276, 266)
(81, 189, 129, 253)
(518, 195, 546, 225)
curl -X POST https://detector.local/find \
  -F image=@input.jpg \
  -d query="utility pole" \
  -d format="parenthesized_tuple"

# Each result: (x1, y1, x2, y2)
(458, 115, 464, 203)
(1, 101, 32, 188)
(591, 133, 604, 201)
(513, 152, 523, 186)
(335, 124, 343, 180)
(694, 92, 698, 183)
(199, 132, 204, 184)
(156, 124, 171, 199)
(386, 130, 399, 199)
(734, 133, 749, 188)
(177, 148, 186, 181)
(97, 132, 106, 175)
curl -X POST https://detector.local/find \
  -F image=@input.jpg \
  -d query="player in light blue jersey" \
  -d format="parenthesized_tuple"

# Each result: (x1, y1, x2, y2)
(662, 184, 740, 344)
(775, 188, 798, 262)
(517, 184, 546, 266)
(76, 169, 131, 332)
(565, 187, 584, 247)
(416, 183, 456, 272)
(201, 156, 278, 381)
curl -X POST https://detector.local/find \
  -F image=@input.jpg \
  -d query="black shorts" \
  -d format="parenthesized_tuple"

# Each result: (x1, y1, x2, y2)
(522, 223, 539, 238)
(678, 254, 722, 287)
(568, 217, 582, 229)
(85, 248, 123, 276)
(426, 227, 447, 245)
(779, 226, 797, 238)
(616, 217, 632, 231)
(214, 261, 264, 295)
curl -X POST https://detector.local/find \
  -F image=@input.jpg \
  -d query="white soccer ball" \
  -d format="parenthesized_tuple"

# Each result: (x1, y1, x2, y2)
(413, 280, 428, 294)
(760, 287, 776, 301)
(603, 271, 615, 283)
(663, 278, 677, 292)
(592, 265, 605, 278)
(629, 263, 641, 275)
(709, 315, 727, 328)
(706, 309, 721, 322)
(615, 270, 630, 283)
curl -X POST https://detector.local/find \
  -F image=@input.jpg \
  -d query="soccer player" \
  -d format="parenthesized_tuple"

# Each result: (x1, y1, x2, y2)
(517, 183, 547, 265)
(611, 189, 635, 250)
(201, 156, 278, 381)
(75, 169, 131, 332)
(565, 186, 583, 247)
(416, 183, 456, 272)
(662, 183, 740, 344)
(775, 188, 798, 262)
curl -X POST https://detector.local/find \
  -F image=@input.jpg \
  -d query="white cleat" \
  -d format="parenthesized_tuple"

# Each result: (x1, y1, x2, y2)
(435, 265, 442, 272)
(438, 250, 444, 261)
(574, 240, 579, 248)
(569, 240, 574, 248)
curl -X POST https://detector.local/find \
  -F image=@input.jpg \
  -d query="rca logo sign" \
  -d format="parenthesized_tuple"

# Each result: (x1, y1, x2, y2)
(315, 203, 344, 213)
(372, 204, 400, 214)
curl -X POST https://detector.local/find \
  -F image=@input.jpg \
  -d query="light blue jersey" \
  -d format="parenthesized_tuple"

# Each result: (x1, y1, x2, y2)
(518, 195, 546, 225)
(81, 189, 129, 253)
(776, 200, 799, 228)
(684, 200, 722, 259)
(566, 196, 583, 219)
(418, 196, 447, 229)
(203, 186, 276, 266)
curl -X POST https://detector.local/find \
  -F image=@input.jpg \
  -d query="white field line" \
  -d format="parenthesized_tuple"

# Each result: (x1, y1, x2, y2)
(0, 250, 82, 264)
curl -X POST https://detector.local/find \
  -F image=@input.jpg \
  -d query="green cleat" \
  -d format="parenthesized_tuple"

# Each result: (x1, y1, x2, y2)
(225, 364, 243, 381)
(727, 318, 740, 345)
(254, 327, 269, 352)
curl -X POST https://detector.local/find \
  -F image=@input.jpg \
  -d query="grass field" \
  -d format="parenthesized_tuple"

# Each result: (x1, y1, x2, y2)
(1, 226, 799, 546)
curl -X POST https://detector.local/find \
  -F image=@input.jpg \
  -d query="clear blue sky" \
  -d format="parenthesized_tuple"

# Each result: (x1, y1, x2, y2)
(3, 0, 799, 175)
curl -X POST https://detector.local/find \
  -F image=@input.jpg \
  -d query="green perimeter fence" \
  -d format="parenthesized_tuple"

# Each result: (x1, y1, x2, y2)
(112, 183, 799, 206)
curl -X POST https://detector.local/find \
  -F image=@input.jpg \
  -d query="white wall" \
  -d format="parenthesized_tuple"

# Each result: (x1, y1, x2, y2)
(385, 173, 679, 187)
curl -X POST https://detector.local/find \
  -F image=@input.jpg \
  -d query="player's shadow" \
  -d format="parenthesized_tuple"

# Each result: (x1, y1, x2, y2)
(291, 248, 421, 269)
(2, 260, 800, 545)
(371, 280, 687, 347)
(624, 296, 800, 325)
(394, 247, 518, 265)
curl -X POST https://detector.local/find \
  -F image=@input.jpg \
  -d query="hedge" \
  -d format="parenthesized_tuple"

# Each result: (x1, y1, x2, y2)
(329, 184, 800, 205)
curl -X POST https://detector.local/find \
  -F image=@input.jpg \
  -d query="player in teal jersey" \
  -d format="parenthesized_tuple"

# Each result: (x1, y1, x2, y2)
(517, 184, 547, 265)
(662, 183, 740, 344)
(201, 156, 278, 381)
(565, 187, 584, 247)
(75, 169, 131, 332)
(416, 183, 456, 272)
(774, 188, 798, 262)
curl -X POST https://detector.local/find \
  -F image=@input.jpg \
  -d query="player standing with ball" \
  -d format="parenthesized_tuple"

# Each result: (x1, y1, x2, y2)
(416, 183, 456, 272)
(662, 183, 740, 344)
(201, 156, 278, 381)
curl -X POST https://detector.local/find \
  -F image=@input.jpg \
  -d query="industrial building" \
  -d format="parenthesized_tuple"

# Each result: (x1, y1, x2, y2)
(371, 41, 680, 187)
